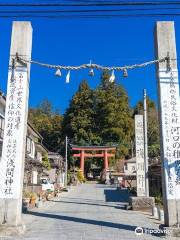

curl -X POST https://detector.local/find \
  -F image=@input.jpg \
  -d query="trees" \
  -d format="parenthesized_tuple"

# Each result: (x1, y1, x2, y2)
(62, 80, 99, 145)
(94, 71, 133, 157)
(62, 72, 133, 161)
(134, 97, 160, 159)
(42, 154, 51, 170)
(28, 99, 63, 152)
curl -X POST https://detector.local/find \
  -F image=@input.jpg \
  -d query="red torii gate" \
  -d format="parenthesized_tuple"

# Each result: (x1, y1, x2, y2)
(71, 145, 116, 175)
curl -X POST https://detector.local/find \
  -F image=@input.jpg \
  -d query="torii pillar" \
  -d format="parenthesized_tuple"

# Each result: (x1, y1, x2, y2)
(104, 150, 109, 170)
(104, 149, 109, 184)
(80, 150, 85, 175)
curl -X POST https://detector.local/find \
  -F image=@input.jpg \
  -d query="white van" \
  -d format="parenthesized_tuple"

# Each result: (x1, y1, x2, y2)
(40, 177, 54, 191)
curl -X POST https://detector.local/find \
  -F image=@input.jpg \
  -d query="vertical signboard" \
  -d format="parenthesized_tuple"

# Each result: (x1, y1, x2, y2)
(135, 115, 146, 197)
(159, 69, 180, 200)
(0, 66, 29, 199)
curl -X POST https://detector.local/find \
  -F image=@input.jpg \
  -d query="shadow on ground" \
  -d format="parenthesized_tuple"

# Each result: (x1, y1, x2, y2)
(27, 211, 136, 231)
(49, 199, 125, 209)
(26, 211, 161, 237)
(104, 188, 129, 203)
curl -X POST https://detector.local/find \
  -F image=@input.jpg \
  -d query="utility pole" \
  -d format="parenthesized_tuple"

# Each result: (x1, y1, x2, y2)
(65, 136, 68, 187)
(143, 89, 149, 197)
(131, 140, 134, 158)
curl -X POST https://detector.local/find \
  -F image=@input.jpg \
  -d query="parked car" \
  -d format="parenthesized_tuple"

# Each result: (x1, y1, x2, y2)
(40, 177, 54, 191)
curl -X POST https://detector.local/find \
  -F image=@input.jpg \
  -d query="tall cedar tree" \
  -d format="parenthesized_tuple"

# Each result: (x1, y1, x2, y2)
(94, 71, 133, 158)
(62, 80, 99, 145)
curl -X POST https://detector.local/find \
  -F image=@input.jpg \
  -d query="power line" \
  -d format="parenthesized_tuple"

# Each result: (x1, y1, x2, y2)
(1, 13, 180, 18)
(0, 1, 180, 7)
(0, 7, 179, 13)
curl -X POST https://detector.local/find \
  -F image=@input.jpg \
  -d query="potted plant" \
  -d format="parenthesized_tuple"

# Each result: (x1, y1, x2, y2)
(30, 192, 37, 207)
(23, 191, 31, 202)
(154, 192, 164, 221)
(36, 192, 43, 208)
(22, 191, 31, 210)
(77, 170, 85, 184)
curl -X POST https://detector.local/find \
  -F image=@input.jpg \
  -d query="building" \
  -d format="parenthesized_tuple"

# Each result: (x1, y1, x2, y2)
(48, 152, 65, 187)
(123, 158, 137, 188)
(149, 158, 162, 195)
(24, 122, 49, 189)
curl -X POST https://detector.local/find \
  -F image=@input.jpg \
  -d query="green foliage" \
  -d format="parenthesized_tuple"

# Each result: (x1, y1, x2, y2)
(94, 71, 133, 158)
(29, 99, 63, 151)
(67, 170, 72, 185)
(152, 190, 163, 207)
(62, 80, 100, 145)
(23, 191, 31, 198)
(42, 154, 51, 170)
(77, 169, 86, 183)
(38, 98, 53, 116)
(62, 73, 133, 162)
(148, 144, 160, 158)
(134, 97, 160, 160)
(29, 74, 160, 173)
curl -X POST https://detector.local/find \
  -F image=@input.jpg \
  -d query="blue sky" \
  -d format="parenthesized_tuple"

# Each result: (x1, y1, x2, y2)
(0, 4, 180, 113)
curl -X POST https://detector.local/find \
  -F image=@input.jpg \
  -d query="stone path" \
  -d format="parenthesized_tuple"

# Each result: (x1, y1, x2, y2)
(6, 184, 179, 239)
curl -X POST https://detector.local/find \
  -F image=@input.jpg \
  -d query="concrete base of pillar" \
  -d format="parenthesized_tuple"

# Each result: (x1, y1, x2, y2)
(0, 224, 25, 237)
(129, 196, 155, 211)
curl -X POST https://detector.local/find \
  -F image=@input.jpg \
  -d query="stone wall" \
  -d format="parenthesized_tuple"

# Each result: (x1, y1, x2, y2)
(129, 196, 155, 211)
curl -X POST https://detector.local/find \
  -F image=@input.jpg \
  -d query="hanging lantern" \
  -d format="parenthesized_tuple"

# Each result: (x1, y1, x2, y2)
(55, 68, 61, 77)
(89, 60, 94, 76)
(123, 68, 128, 77)
(66, 70, 70, 83)
(109, 70, 115, 83)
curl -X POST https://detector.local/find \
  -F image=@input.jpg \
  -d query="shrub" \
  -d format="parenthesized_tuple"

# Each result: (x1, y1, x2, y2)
(23, 191, 31, 198)
(42, 154, 51, 170)
(77, 170, 85, 183)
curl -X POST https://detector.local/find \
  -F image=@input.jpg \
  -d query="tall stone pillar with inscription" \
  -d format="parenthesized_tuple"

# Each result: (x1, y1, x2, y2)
(130, 115, 155, 211)
(135, 115, 146, 197)
(155, 21, 180, 226)
(0, 22, 32, 227)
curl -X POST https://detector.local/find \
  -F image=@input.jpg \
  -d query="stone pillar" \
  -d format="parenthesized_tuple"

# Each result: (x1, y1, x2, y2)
(104, 150, 109, 170)
(135, 115, 146, 197)
(155, 21, 180, 226)
(80, 150, 85, 175)
(0, 22, 32, 227)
